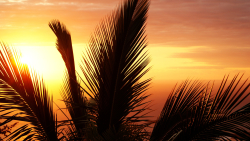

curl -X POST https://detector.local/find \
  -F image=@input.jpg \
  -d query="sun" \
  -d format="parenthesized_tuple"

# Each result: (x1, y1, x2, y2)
(16, 46, 65, 79)
(20, 54, 35, 67)
(17, 46, 45, 73)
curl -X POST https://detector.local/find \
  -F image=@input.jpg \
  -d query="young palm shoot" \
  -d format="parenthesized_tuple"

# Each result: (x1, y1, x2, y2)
(49, 21, 87, 138)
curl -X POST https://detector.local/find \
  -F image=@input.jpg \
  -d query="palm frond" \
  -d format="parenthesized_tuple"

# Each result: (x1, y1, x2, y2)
(0, 43, 57, 140)
(181, 74, 250, 141)
(151, 74, 250, 141)
(80, 0, 151, 137)
(150, 80, 206, 141)
(49, 20, 87, 134)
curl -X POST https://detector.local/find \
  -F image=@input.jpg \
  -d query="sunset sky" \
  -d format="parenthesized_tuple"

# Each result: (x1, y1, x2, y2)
(1, 0, 250, 116)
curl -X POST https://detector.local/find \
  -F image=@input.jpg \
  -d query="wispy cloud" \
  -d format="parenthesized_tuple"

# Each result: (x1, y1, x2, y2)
(8, 0, 27, 2)
(148, 0, 250, 48)
(0, 0, 250, 73)
(35, 2, 54, 5)
(172, 46, 250, 68)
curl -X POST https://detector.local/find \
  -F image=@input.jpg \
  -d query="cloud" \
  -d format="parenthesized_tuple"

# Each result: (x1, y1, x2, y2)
(1, 0, 250, 51)
(170, 66, 224, 70)
(8, 0, 27, 2)
(0, 0, 116, 11)
(147, 0, 250, 48)
(35, 2, 54, 5)
(172, 46, 250, 68)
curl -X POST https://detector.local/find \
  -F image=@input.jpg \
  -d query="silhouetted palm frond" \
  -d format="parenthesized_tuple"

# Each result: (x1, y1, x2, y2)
(151, 74, 250, 141)
(0, 43, 57, 140)
(150, 80, 206, 141)
(80, 0, 151, 138)
(49, 21, 87, 136)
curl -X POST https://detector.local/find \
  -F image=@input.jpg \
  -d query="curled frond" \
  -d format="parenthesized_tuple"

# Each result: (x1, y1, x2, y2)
(49, 20, 87, 136)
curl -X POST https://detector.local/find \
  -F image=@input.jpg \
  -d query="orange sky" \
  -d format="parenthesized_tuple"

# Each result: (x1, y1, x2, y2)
(1, 0, 250, 118)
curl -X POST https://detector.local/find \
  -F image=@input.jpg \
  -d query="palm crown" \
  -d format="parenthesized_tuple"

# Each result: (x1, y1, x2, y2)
(0, 0, 250, 140)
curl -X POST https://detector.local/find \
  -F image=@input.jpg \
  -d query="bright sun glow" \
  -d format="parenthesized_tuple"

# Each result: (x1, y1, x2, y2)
(20, 54, 35, 67)
(17, 46, 51, 74)
(16, 46, 65, 83)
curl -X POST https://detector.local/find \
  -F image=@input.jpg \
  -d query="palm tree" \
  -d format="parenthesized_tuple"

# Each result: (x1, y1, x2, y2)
(0, 0, 250, 140)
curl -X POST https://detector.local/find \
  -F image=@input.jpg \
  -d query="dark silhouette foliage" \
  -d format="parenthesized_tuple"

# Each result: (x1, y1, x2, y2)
(0, 0, 250, 140)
